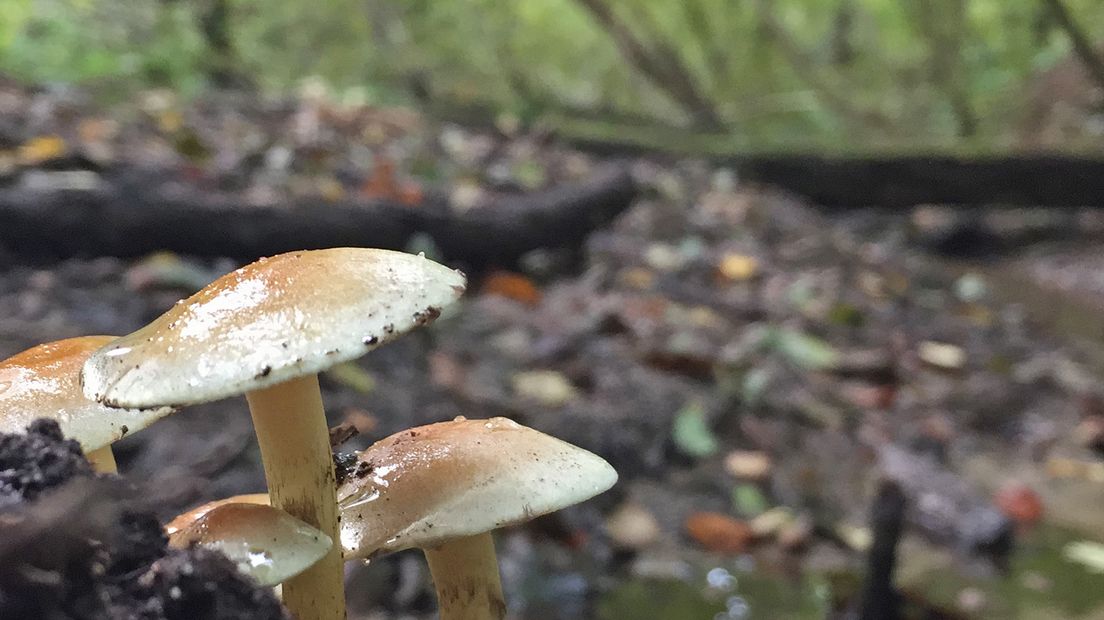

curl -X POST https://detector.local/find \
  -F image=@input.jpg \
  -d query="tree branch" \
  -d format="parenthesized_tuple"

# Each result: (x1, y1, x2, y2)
(1042, 0, 1104, 94)
(573, 0, 723, 130)
(754, 0, 896, 132)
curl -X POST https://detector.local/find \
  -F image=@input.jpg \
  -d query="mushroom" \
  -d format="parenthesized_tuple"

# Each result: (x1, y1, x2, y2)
(81, 248, 466, 620)
(0, 336, 173, 473)
(166, 502, 332, 587)
(337, 416, 618, 620)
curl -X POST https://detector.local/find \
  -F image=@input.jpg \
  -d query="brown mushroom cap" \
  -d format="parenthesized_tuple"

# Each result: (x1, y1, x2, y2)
(0, 336, 173, 452)
(337, 417, 618, 559)
(167, 502, 332, 586)
(82, 248, 466, 408)
(165, 493, 272, 534)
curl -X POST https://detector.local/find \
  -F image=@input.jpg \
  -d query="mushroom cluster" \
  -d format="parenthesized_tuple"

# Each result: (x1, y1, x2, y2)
(1, 246, 619, 619)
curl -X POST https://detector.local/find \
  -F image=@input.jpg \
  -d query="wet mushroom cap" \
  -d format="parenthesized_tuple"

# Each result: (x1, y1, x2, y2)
(165, 493, 272, 534)
(81, 248, 466, 408)
(337, 417, 618, 559)
(0, 336, 173, 452)
(167, 502, 332, 587)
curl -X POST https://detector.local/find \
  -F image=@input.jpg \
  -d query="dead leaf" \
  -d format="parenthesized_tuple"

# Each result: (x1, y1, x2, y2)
(17, 136, 67, 165)
(918, 341, 966, 370)
(512, 370, 577, 407)
(717, 253, 759, 282)
(482, 271, 542, 306)
(684, 512, 752, 554)
(723, 450, 772, 481)
(994, 482, 1043, 527)
(606, 503, 661, 550)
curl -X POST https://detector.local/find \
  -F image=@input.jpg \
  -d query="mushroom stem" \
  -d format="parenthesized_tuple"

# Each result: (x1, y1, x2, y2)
(246, 374, 344, 620)
(423, 533, 506, 620)
(85, 445, 117, 474)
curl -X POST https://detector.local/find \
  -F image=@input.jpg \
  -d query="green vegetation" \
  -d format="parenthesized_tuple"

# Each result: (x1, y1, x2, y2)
(4, 0, 1104, 150)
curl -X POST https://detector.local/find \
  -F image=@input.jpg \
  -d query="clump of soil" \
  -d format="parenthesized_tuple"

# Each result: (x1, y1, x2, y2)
(0, 420, 289, 620)
(0, 418, 93, 507)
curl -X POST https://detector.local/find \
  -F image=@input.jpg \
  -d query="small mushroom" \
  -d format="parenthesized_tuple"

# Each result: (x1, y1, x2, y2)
(82, 248, 466, 620)
(0, 336, 173, 473)
(337, 416, 618, 620)
(166, 502, 332, 587)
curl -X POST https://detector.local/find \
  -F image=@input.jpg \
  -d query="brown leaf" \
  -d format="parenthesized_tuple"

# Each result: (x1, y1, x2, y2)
(482, 271, 542, 306)
(994, 482, 1043, 527)
(684, 512, 752, 554)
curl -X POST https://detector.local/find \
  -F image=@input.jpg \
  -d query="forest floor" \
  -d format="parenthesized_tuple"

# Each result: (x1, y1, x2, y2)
(2, 79, 1104, 619)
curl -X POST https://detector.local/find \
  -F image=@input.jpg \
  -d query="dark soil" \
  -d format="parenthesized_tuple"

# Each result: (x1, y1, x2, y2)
(0, 418, 93, 506)
(0, 421, 289, 620)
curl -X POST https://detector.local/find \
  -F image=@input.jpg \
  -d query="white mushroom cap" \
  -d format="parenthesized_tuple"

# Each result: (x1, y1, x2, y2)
(81, 248, 466, 408)
(337, 417, 618, 559)
(0, 336, 173, 452)
(167, 502, 332, 586)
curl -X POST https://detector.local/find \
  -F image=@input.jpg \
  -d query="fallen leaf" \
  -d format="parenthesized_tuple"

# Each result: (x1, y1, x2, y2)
(672, 402, 718, 458)
(619, 267, 656, 290)
(918, 341, 966, 370)
(723, 450, 772, 481)
(428, 351, 466, 391)
(125, 252, 217, 292)
(834, 522, 871, 552)
(341, 407, 378, 434)
(994, 482, 1043, 527)
(1064, 541, 1104, 574)
(318, 176, 345, 202)
(482, 271, 542, 306)
(361, 155, 421, 205)
(512, 370, 577, 407)
(765, 327, 840, 370)
(840, 381, 896, 410)
(17, 135, 67, 165)
(778, 515, 813, 549)
(684, 512, 752, 554)
(158, 109, 183, 133)
(325, 362, 375, 393)
(1046, 457, 1104, 482)
(827, 303, 864, 328)
(749, 507, 793, 538)
(606, 503, 661, 550)
(718, 253, 758, 282)
(731, 484, 768, 517)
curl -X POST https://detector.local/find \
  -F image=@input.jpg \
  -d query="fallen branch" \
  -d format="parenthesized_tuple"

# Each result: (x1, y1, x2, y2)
(0, 167, 636, 267)
(860, 480, 904, 620)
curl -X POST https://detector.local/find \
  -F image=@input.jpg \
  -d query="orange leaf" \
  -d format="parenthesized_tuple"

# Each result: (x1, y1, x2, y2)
(481, 271, 542, 306)
(684, 512, 752, 554)
(994, 482, 1043, 527)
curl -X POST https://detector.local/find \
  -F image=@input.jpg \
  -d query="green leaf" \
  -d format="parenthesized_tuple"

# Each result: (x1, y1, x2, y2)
(672, 402, 718, 459)
(732, 483, 769, 517)
(325, 362, 375, 394)
(766, 327, 840, 370)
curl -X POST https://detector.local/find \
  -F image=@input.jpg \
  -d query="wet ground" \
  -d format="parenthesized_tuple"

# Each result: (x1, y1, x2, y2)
(3, 82, 1104, 619)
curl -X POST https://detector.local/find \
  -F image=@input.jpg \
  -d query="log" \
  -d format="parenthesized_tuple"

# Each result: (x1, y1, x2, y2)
(557, 120, 1104, 207)
(0, 167, 636, 267)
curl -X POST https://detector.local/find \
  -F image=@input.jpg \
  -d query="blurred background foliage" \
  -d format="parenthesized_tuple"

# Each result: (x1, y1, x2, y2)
(3, 0, 1104, 152)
